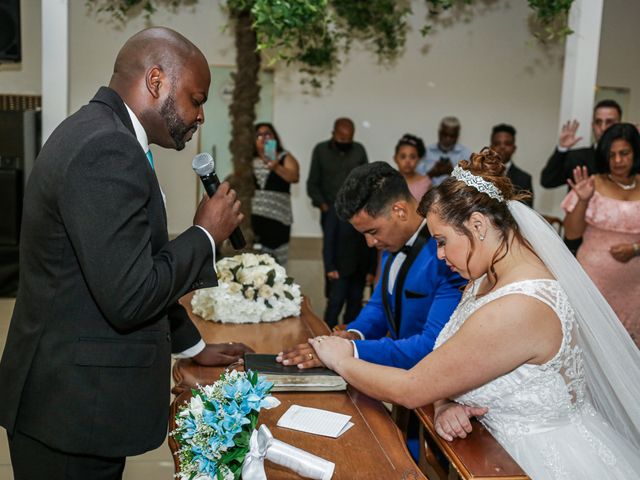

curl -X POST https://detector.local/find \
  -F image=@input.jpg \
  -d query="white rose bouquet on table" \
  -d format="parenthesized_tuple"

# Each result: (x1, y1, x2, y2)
(191, 253, 302, 324)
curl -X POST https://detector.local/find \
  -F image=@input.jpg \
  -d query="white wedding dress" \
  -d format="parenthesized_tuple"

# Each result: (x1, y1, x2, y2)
(435, 276, 640, 479)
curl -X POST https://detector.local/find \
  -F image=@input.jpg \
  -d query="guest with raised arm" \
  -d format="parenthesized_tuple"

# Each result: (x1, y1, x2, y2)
(278, 162, 464, 370)
(393, 133, 431, 201)
(541, 99, 622, 189)
(562, 122, 640, 345)
(311, 148, 640, 479)
(252, 122, 299, 266)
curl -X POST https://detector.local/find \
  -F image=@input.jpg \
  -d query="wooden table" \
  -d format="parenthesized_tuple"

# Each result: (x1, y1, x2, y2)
(170, 295, 426, 480)
(416, 405, 528, 480)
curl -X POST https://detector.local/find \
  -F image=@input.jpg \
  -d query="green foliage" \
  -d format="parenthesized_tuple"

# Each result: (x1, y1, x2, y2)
(86, 0, 191, 22)
(88, 0, 574, 81)
(527, 0, 574, 41)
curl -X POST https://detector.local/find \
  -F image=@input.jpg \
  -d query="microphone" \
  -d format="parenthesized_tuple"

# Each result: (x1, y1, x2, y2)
(192, 152, 246, 250)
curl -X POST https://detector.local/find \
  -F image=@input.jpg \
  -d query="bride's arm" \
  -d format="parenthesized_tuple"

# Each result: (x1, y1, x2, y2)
(311, 293, 562, 409)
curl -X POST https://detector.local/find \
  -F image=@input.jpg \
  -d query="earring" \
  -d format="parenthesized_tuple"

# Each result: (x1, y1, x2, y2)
(479, 234, 485, 241)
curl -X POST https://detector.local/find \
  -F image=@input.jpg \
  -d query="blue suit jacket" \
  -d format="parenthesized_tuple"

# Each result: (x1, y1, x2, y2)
(348, 238, 465, 369)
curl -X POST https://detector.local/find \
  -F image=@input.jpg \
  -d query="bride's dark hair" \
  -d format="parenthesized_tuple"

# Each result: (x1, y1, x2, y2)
(418, 148, 532, 286)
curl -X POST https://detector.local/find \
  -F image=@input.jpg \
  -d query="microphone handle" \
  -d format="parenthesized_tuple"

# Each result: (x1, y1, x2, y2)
(199, 173, 246, 250)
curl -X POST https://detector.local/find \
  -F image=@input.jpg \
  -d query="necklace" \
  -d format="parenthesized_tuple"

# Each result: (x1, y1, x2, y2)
(607, 174, 636, 190)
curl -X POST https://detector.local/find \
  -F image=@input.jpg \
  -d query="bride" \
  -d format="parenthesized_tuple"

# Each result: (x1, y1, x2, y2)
(311, 149, 640, 478)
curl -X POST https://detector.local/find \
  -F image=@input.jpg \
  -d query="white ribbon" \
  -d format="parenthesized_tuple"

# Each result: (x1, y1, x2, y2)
(242, 425, 335, 480)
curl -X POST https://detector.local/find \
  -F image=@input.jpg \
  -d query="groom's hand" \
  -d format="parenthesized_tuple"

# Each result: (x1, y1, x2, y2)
(276, 343, 324, 369)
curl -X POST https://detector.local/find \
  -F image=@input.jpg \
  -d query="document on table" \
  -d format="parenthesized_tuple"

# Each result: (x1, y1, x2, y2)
(277, 405, 354, 438)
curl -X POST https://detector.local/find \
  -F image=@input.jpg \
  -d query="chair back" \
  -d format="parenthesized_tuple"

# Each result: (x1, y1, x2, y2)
(542, 215, 563, 237)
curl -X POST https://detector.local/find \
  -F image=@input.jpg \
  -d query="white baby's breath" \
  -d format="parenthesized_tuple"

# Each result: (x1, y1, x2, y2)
(191, 253, 302, 324)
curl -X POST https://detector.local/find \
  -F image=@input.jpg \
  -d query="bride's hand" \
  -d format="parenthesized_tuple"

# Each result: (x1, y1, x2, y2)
(567, 166, 595, 202)
(308, 336, 353, 371)
(434, 402, 489, 441)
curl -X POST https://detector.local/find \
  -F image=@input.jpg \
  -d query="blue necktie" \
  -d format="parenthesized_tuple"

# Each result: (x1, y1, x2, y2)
(146, 149, 154, 170)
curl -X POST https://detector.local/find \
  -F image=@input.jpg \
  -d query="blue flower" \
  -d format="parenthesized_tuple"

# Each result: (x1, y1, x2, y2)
(223, 376, 252, 401)
(202, 408, 219, 427)
(196, 455, 218, 477)
(181, 416, 198, 439)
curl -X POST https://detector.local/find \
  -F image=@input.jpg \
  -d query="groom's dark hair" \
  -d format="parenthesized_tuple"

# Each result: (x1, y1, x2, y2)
(335, 162, 413, 221)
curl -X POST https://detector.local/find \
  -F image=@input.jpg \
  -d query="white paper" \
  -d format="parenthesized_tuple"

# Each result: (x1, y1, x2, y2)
(276, 405, 353, 438)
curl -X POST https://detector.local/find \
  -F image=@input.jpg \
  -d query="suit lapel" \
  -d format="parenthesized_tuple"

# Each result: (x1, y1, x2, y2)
(393, 226, 432, 335)
(380, 225, 432, 337)
(90, 87, 168, 248)
(380, 253, 397, 337)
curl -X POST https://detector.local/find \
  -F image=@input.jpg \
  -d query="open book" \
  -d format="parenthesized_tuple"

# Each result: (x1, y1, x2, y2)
(244, 353, 347, 392)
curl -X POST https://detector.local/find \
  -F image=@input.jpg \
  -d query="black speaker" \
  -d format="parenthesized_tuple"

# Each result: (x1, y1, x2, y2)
(0, 110, 39, 247)
(0, 0, 21, 62)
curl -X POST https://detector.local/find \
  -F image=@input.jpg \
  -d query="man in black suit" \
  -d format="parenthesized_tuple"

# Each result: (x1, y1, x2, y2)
(490, 124, 534, 207)
(0, 28, 252, 479)
(540, 99, 622, 189)
(323, 218, 376, 328)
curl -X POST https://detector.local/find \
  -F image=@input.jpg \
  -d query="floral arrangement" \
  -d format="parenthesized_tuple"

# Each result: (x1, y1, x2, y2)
(191, 253, 302, 324)
(171, 370, 280, 480)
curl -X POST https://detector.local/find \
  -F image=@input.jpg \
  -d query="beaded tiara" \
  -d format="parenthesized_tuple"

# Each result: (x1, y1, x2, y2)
(451, 166, 505, 202)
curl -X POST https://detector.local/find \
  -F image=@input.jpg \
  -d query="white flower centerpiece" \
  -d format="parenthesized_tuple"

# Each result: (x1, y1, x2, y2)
(191, 253, 302, 324)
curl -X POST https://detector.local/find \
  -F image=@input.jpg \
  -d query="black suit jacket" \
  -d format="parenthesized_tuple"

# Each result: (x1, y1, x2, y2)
(540, 146, 596, 189)
(322, 207, 375, 278)
(0, 87, 217, 457)
(507, 163, 534, 207)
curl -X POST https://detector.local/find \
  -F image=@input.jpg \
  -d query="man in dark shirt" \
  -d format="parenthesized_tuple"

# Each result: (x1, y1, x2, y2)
(307, 117, 369, 322)
(490, 123, 534, 207)
(307, 117, 368, 210)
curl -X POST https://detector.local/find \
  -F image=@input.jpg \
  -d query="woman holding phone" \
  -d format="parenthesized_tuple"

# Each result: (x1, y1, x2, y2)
(252, 122, 300, 266)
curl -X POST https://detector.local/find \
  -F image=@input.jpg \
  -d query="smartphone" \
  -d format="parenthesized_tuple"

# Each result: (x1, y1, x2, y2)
(264, 139, 277, 162)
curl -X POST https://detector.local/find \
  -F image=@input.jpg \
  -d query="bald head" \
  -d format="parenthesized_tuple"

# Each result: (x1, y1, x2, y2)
(109, 27, 211, 150)
(111, 27, 205, 87)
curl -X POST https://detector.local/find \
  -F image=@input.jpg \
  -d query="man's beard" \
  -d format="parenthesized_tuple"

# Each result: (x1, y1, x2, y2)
(160, 92, 195, 151)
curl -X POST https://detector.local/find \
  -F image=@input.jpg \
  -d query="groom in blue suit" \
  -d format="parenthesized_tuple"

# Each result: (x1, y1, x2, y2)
(279, 162, 464, 369)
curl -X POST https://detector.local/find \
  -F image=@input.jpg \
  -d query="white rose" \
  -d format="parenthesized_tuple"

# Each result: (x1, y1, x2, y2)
(217, 257, 240, 271)
(257, 253, 275, 265)
(244, 288, 255, 300)
(218, 269, 233, 283)
(240, 253, 259, 267)
(187, 395, 205, 416)
(251, 273, 267, 288)
(258, 285, 273, 299)
(228, 282, 242, 294)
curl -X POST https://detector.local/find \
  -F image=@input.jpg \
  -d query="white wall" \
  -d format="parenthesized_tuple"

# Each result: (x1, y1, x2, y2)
(597, 0, 640, 123)
(3, 0, 639, 237)
(0, 0, 41, 94)
(69, 0, 568, 236)
(275, 0, 567, 231)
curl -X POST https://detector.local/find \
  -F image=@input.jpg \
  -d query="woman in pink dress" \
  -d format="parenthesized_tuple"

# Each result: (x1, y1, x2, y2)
(393, 134, 432, 201)
(563, 123, 640, 345)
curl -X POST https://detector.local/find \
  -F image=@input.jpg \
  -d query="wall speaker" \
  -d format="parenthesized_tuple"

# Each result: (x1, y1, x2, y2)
(0, 0, 21, 62)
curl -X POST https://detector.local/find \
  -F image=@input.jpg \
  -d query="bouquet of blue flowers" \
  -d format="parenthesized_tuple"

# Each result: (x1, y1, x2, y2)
(171, 370, 280, 480)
